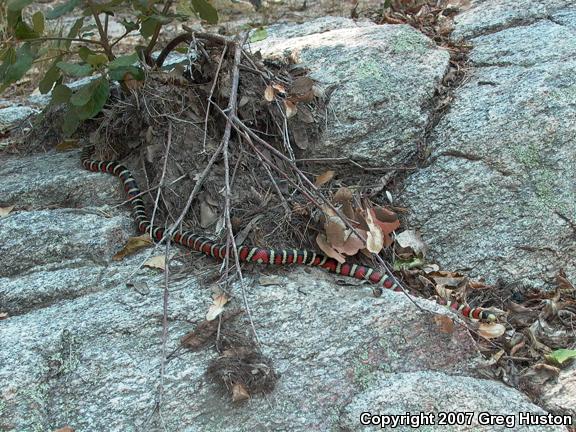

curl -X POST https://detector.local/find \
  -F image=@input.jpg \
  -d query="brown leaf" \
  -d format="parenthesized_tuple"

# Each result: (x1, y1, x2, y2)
(289, 76, 315, 102)
(55, 139, 79, 151)
(434, 315, 454, 334)
(232, 382, 250, 402)
(272, 83, 286, 94)
(430, 271, 465, 288)
(297, 104, 315, 123)
(123, 72, 142, 91)
(369, 208, 400, 248)
(314, 170, 335, 187)
(206, 293, 230, 321)
(0, 312, 8, 320)
(0, 205, 14, 218)
(372, 206, 397, 223)
(333, 230, 365, 257)
(181, 310, 242, 350)
(316, 233, 346, 263)
(53, 427, 75, 432)
(333, 187, 353, 203)
(325, 218, 346, 247)
(181, 320, 219, 350)
(112, 234, 153, 260)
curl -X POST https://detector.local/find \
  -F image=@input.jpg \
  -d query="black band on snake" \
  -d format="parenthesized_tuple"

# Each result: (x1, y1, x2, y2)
(81, 146, 495, 322)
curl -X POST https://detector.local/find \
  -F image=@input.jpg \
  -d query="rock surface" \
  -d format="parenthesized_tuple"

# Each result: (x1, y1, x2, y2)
(1, 11, 574, 432)
(402, 10, 576, 288)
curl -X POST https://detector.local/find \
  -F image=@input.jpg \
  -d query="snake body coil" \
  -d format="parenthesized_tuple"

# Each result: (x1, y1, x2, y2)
(81, 147, 494, 321)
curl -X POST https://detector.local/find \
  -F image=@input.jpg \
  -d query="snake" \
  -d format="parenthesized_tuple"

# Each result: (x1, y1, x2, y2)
(81, 146, 495, 321)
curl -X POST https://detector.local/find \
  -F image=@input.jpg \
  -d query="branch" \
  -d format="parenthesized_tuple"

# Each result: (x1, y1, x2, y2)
(86, 0, 114, 60)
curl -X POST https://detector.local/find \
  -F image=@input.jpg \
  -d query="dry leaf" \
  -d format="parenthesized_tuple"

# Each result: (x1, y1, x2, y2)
(314, 170, 335, 187)
(434, 315, 454, 334)
(259, 276, 282, 286)
(365, 210, 384, 253)
(395, 229, 427, 257)
(333, 231, 365, 257)
(53, 427, 75, 432)
(325, 218, 346, 247)
(181, 320, 219, 350)
(370, 208, 400, 248)
(316, 233, 346, 263)
(206, 293, 230, 321)
(232, 382, 250, 402)
(430, 271, 465, 287)
(0, 205, 14, 218)
(289, 76, 315, 102)
(55, 139, 79, 151)
(113, 234, 153, 260)
(123, 72, 142, 91)
(0, 312, 8, 320)
(333, 187, 353, 203)
(200, 200, 218, 228)
(144, 255, 166, 271)
(284, 100, 297, 118)
(478, 323, 506, 339)
(264, 85, 275, 102)
(297, 104, 314, 123)
(272, 83, 286, 94)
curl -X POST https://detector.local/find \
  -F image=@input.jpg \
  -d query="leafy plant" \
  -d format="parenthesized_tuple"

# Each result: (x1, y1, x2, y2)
(0, 0, 219, 135)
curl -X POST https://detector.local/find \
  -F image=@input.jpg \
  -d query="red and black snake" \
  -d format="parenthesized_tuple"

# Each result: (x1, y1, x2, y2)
(81, 146, 495, 322)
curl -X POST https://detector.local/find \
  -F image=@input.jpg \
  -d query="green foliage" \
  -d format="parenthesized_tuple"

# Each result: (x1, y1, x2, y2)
(0, 0, 221, 135)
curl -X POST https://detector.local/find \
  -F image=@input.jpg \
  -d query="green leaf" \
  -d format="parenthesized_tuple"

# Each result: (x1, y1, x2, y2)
(120, 19, 139, 32)
(393, 257, 424, 271)
(14, 20, 39, 40)
(39, 56, 62, 94)
(70, 81, 95, 106)
(86, 54, 109, 67)
(46, 0, 81, 20)
(108, 53, 139, 69)
(75, 78, 110, 120)
(78, 46, 96, 62)
(546, 349, 576, 366)
(0, 43, 34, 88)
(249, 27, 268, 43)
(150, 13, 173, 25)
(51, 84, 72, 104)
(67, 17, 84, 39)
(62, 109, 80, 136)
(7, 0, 33, 12)
(32, 11, 45, 34)
(191, 0, 218, 24)
(56, 61, 93, 77)
(108, 65, 144, 81)
(139, 16, 158, 39)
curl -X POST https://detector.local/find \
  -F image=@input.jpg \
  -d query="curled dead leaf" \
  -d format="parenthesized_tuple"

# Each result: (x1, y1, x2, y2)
(0, 205, 14, 218)
(206, 293, 230, 321)
(144, 255, 167, 271)
(395, 229, 427, 257)
(232, 382, 250, 402)
(316, 233, 346, 263)
(284, 100, 297, 118)
(365, 210, 384, 254)
(325, 218, 346, 247)
(264, 85, 275, 102)
(334, 187, 353, 203)
(113, 234, 153, 260)
(314, 170, 335, 187)
(478, 322, 506, 339)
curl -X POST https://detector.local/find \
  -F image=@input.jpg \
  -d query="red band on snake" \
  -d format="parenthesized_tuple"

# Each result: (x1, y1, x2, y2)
(81, 147, 495, 322)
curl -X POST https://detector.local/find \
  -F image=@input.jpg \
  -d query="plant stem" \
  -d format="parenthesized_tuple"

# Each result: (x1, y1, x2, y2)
(144, 0, 173, 66)
(86, 0, 114, 60)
